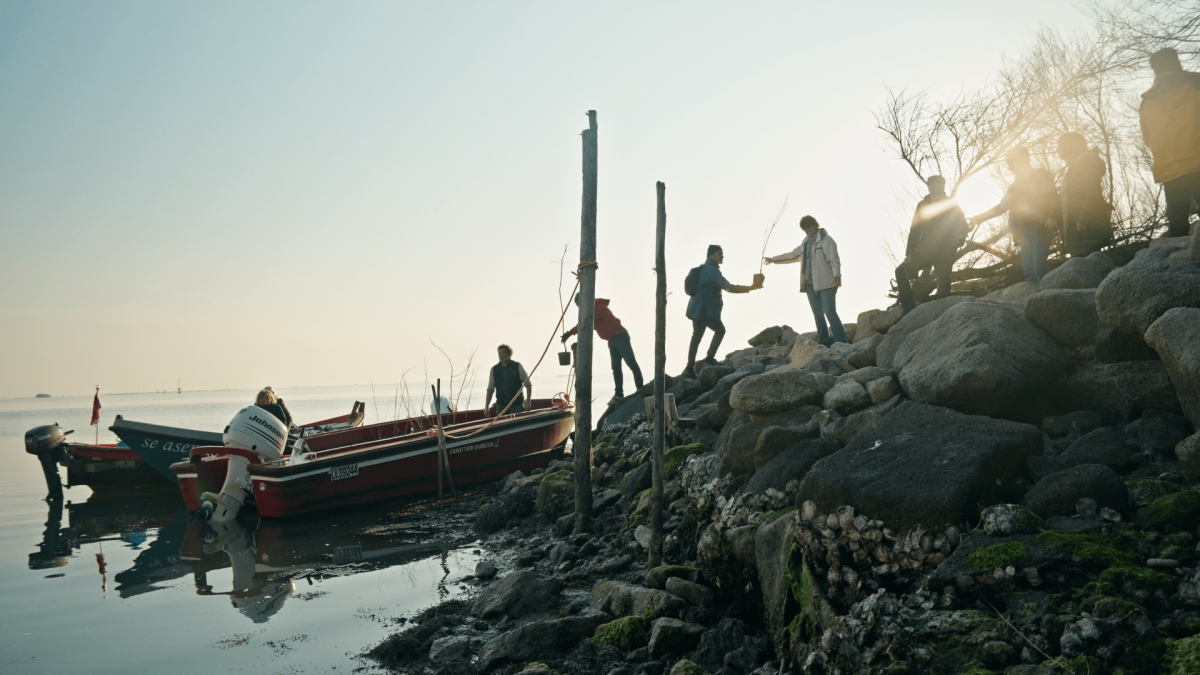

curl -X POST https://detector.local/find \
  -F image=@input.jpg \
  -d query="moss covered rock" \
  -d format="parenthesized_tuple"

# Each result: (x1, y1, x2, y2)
(590, 616, 649, 651)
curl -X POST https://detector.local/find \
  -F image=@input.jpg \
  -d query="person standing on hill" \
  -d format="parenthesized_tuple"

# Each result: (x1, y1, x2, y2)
(1057, 132, 1113, 257)
(1140, 48, 1200, 238)
(562, 293, 643, 405)
(763, 215, 848, 345)
(485, 344, 531, 416)
(893, 176, 968, 313)
(683, 245, 764, 378)
(969, 147, 1059, 284)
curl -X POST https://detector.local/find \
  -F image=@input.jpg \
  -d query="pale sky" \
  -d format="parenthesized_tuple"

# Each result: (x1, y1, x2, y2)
(0, 1, 1098, 399)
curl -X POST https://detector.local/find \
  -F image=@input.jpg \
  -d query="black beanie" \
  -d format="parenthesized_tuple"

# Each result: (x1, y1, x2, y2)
(707, 245, 722, 257)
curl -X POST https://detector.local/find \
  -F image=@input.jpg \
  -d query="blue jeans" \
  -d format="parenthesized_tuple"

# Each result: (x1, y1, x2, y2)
(805, 286, 848, 345)
(607, 330, 643, 397)
(1017, 225, 1049, 283)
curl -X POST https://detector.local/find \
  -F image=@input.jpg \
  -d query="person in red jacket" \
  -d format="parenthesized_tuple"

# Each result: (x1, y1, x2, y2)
(562, 294, 644, 405)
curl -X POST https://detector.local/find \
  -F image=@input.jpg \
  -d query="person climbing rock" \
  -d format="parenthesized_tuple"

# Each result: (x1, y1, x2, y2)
(764, 215, 848, 344)
(485, 344, 531, 416)
(893, 176, 968, 313)
(968, 147, 1059, 284)
(1057, 132, 1114, 257)
(562, 294, 643, 406)
(1140, 47, 1200, 238)
(684, 245, 763, 377)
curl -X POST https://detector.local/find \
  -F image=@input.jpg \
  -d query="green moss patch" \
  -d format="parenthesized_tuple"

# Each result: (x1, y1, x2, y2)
(591, 616, 648, 651)
(1168, 634, 1200, 675)
(645, 565, 696, 589)
(536, 470, 574, 512)
(1145, 490, 1200, 528)
(966, 541, 1028, 570)
(663, 443, 708, 479)
(783, 544, 818, 643)
(1085, 566, 1174, 598)
(1035, 531, 1133, 566)
(767, 506, 797, 522)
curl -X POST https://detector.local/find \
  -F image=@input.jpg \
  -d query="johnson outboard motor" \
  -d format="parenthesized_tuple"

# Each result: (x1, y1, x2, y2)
(25, 424, 72, 501)
(197, 407, 287, 523)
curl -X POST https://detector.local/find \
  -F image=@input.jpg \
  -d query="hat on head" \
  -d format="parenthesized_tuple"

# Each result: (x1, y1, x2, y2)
(707, 245, 723, 257)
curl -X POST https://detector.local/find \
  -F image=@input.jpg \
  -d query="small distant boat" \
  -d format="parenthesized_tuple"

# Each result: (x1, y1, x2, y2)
(173, 399, 574, 519)
(36, 393, 51, 398)
(111, 402, 367, 483)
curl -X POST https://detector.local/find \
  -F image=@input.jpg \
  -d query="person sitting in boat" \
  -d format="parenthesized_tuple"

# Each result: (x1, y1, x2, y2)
(485, 344, 531, 416)
(255, 387, 293, 427)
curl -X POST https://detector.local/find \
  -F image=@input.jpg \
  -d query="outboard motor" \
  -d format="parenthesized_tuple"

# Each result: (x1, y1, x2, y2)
(197, 407, 287, 523)
(25, 424, 72, 501)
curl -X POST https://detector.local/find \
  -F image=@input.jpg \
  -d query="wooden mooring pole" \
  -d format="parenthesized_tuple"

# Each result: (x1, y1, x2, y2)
(573, 110, 598, 534)
(649, 181, 667, 567)
(433, 380, 454, 498)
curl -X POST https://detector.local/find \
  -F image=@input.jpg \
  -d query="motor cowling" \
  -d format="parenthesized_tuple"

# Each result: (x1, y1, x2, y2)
(25, 424, 70, 455)
(222, 406, 286, 462)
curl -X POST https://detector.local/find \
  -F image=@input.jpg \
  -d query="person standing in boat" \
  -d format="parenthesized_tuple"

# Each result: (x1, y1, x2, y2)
(485, 344, 531, 416)
(255, 387, 293, 427)
(562, 293, 644, 406)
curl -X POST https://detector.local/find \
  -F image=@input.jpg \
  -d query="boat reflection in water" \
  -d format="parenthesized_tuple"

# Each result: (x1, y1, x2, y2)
(29, 500, 76, 570)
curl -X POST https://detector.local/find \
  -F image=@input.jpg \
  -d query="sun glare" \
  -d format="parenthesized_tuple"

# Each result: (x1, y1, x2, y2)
(952, 173, 1006, 217)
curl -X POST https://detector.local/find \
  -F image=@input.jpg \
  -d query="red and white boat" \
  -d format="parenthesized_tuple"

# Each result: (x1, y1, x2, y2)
(171, 399, 574, 519)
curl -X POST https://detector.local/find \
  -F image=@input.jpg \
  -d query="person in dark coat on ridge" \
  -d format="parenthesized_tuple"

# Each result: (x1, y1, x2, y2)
(1057, 132, 1113, 257)
(562, 293, 643, 405)
(893, 176, 968, 313)
(684, 245, 763, 378)
(485, 344, 531, 417)
(1139, 48, 1200, 238)
(969, 147, 1060, 284)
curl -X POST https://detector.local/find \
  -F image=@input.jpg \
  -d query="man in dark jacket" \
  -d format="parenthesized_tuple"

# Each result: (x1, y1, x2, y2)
(1057, 132, 1114, 256)
(485, 344, 531, 417)
(1140, 48, 1200, 238)
(563, 294, 643, 405)
(895, 176, 968, 312)
(969, 147, 1059, 283)
(683, 245, 763, 378)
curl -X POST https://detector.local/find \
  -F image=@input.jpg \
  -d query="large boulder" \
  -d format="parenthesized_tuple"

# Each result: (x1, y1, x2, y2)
(985, 280, 1042, 302)
(752, 423, 820, 470)
(892, 301, 1070, 416)
(854, 306, 904, 342)
(1024, 289, 1099, 349)
(476, 610, 611, 671)
(1052, 427, 1138, 472)
(796, 401, 1042, 529)
(876, 296, 977, 369)
(823, 379, 871, 415)
(787, 342, 850, 375)
(472, 570, 564, 619)
(1127, 409, 1194, 456)
(590, 579, 689, 619)
(1178, 432, 1200, 479)
(1023, 464, 1129, 517)
(1095, 319, 1160, 363)
(743, 439, 841, 494)
(1062, 361, 1182, 422)
(748, 326, 784, 347)
(755, 511, 797, 655)
(711, 362, 766, 400)
(729, 369, 824, 416)
(1145, 307, 1200, 429)
(647, 618, 706, 658)
(1039, 252, 1115, 290)
(845, 332, 883, 369)
(715, 407, 820, 476)
(1095, 246, 1200, 337)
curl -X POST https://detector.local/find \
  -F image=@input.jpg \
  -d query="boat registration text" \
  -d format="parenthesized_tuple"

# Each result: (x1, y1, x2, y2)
(330, 464, 359, 481)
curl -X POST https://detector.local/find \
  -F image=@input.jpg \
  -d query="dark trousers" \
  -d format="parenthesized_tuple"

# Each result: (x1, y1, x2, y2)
(805, 286, 848, 345)
(895, 255, 953, 312)
(607, 329, 643, 397)
(688, 318, 725, 367)
(1165, 172, 1200, 238)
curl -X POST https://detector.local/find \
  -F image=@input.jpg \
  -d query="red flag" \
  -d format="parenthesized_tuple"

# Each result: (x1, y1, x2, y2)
(90, 390, 101, 426)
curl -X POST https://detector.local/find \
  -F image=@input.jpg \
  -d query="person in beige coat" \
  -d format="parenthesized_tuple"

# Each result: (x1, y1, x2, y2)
(764, 215, 848, 345)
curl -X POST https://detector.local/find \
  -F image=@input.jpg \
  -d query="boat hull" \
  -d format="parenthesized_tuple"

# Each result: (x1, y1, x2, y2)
(63, 443, 172, 489)
(110, 420, 223, 483)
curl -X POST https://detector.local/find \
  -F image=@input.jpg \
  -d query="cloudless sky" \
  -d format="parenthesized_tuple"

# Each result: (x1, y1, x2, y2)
(0, 1, 1104, 400)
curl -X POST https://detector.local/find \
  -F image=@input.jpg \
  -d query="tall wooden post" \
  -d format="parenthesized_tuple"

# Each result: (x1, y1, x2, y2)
(649, 181, 667, 567)
(573, 110, 598, 534)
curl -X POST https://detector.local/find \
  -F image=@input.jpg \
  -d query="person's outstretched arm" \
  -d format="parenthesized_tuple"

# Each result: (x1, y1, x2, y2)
(763, 245, 803, 266)
(970, 189, 1012, 225)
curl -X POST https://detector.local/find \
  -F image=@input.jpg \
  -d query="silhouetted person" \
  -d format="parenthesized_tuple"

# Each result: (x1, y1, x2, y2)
(684, 245, 764, 377)
(1057, 132, 1114, 256)
(485, 344, 531, 416)
(893, 176, 968, 312)
(969, 147, 1059, 283)
(562, 293, 643, 405)
(1140, 48, 1200, 238)
(764, 216, 848, 345)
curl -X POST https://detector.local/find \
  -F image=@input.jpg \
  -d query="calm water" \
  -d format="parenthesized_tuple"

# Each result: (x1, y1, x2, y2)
(0, 379, 594, 675)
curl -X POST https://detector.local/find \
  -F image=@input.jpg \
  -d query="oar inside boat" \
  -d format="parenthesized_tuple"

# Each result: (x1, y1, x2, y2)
(194, 407, 288, 522)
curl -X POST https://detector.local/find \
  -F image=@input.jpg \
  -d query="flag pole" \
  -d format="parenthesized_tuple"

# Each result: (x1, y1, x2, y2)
(95, 385, 100, 445)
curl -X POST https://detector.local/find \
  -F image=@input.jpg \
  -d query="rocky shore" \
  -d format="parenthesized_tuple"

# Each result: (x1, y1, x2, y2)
(364, 232, 1200, 675)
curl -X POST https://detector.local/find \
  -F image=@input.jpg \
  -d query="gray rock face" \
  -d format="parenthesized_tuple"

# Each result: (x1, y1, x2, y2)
(1054, 427, 1138, 472)
(845, 332, 883, 369)
(1043, 411, 1105, 438)
(1022, 463, 1129, 517)
(1095, 320, 1160, 363)
(475, 561, 498, 579)
(715, 407, 820, 476)
(797, 401, 1042, 529)
(877, 296, 976, 369)
(1024, 289, 1099, 348)
(430, 635, 472, 663)
(743, 439, 841, 495)
(748, 326, 784, 346)
(753, 423, 820, 470)
(729, 369, 824, 416)
(823, 379, 871, 415)
(1039, 252, 1114, 290)
(472, 570, 564, 619)
(980, 504, 1044, 536)
(1063, 361, 1182, 421)
(1096, 247, 1200, 336)
(635, 525, 652, 550)
(985, 280, 1042, 302)
(755, 512, 796, 655)
(476, 610, 611, 671)
(854, 306, 904, 341)
(837, 366, 895, 385)
(648, 618, 706, 658)
(1178, 432, 1200, 479)
(665, 576, 713, 607)
(1127, 409, 1194, 457)
(711, 362, 767, 400)
(621, 462, 653, 500)
(893, 301, 1070, 416)
(699, 365, 734, 387)
(1145, 307, 1200, 429)
(866, 377, 900, 404)
(589, 579, 688, 619)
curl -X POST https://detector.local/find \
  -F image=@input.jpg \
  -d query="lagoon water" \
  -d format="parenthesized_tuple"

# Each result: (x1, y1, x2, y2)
(0, 376, 596, 674)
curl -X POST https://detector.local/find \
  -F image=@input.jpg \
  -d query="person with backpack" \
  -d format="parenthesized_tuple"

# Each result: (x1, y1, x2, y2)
(683, 245, 764, 377)
(561, 293, 643, 405)
(968, 147, 1059, 283)
(893, 176, 969, 313)
(763, 215, 848, 345)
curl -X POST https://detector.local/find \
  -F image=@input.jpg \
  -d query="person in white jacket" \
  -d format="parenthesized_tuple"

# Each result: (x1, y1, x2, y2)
(763, 215, 849, 345)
